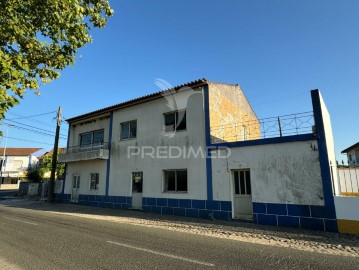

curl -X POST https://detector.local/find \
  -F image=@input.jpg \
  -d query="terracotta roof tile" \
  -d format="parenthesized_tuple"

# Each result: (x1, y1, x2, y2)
(0, 148, 42, 156)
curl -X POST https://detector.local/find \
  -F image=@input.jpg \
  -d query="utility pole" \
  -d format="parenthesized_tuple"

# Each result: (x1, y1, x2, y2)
(48, 106, 62, 203)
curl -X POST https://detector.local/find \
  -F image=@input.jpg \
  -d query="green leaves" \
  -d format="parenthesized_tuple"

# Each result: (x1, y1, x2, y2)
(0, 0, 114, 120)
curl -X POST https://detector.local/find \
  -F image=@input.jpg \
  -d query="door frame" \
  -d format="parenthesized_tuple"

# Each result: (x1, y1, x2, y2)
(131, 171, 143, 209)
(231, 169, 253, 220)
(71, 174, 80, 203)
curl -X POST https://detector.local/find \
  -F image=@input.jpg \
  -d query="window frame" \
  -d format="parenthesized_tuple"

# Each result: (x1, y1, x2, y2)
(233, 169, 251, 196)
(163, 110, 187, 133)
(163, 169, 188, 193)
(79, 129, 104, 149)
(89, 173, 99, 190)
(120, 120, 137, 141)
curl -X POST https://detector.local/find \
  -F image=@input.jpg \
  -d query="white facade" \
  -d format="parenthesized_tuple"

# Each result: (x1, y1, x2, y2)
(59, 82, 337, 232)
(63, 87, 208, 202)
(211, 140, 324, 206)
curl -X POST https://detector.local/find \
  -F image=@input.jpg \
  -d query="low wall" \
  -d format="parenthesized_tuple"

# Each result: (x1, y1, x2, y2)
(0, 183, 19, 190)
(334, 196, 359, 234)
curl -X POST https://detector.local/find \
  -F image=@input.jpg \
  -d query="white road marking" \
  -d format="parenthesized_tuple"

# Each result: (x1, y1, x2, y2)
(3, 216, 39, 226)
(107, 240, 215, 267)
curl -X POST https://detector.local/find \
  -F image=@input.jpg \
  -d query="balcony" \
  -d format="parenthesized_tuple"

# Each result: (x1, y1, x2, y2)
(58, 143, 109, 163)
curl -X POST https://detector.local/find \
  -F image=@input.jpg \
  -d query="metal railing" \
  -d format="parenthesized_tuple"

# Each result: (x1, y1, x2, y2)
(60, 142, 109, 155)
(210, 111, 314, 143)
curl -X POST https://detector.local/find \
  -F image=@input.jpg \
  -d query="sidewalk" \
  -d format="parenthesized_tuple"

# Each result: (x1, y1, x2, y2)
(1, 198, 359, 257)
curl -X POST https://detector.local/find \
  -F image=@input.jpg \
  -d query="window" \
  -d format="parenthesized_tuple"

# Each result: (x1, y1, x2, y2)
(121, 120, 137, 140)
(164, 110, 186, 132)
(164, 170, 187, 192)
(80, 130, 104, 148)
(90, 173, 99, 190)
(234, 170, 251, 195)
(349, 154, 352, 162)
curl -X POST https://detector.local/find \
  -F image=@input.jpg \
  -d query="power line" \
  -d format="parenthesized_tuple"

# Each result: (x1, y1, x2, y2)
(3, 119, 68, 138)
(3, 124, 67, 140)
(6, 111, 57, 120)
(4, 136, 65, 147)
(7, 111, 58, 128)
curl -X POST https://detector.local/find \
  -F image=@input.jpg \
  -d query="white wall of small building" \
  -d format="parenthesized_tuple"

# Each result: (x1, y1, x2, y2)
(334, 196, 359, 221)
(65, 160, 107, 196)
(3, 155, 38, 173)
(109, 88, 208, 199)
(211, 140, 324, 206)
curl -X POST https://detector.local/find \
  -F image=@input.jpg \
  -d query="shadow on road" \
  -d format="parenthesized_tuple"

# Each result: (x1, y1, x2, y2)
(0, 197, 358, 249)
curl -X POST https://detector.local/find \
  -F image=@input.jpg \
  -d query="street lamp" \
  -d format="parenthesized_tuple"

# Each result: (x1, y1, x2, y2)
(0, 124, 15, 183)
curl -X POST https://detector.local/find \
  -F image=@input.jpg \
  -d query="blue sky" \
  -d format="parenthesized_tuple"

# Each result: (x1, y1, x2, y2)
(1, 0, 358, 161)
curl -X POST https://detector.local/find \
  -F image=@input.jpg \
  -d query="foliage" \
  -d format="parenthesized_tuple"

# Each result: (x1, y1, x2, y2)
(26, 165, 42, 183)
(0, 0, 114, 119)
(39, 154, 65, 179)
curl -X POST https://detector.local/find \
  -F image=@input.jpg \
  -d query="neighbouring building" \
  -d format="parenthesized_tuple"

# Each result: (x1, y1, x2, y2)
(341, 142, 359, 167)
(0, 147, 42, 184)
(57, 78, 339, 232)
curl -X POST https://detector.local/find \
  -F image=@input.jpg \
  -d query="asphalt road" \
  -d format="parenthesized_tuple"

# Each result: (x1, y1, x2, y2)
(0, 202, 358, 270)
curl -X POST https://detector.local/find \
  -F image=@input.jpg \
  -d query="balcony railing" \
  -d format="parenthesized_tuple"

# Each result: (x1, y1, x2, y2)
(58, 143, 110, 163)
(211, 111, 314, 143)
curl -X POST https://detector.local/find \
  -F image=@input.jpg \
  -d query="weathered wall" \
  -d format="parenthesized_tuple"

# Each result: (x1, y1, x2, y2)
(109, 88, 208, 200)
(208, 83, 260, 143)
(69, 116, 110, 147)
(211, 140, 324, 205)
(65, 160, 107, 196)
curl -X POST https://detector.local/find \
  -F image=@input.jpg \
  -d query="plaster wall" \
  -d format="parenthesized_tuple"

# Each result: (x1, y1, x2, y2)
(335, 196, 359, 220)
(318, 92, 339, 194)
(211, 140, 324, 205)
(65, 160, 107, 196)
(208, 83, 259, 143)
(109, 88, 208, 199)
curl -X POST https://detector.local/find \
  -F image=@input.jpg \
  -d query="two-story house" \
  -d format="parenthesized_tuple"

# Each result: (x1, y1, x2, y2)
(58, 79, 339, 232)
(0, 147, 42, 184)
(59, 79, 258, 207)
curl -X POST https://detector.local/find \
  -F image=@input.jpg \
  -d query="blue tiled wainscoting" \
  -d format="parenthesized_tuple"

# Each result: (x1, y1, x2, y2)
(253, 202, 337, 232)
(142, 197, 232, 220)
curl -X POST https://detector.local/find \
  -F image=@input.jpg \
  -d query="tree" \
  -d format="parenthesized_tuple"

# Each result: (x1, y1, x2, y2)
(0, 0, 114, 119)
(26, 165, 42, 183)
(39, 154, 65, 180)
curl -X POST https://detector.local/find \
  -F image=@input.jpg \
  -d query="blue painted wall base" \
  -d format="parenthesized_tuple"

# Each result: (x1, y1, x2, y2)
(55, 194, 337, 232)
(253, 202, 337, 232)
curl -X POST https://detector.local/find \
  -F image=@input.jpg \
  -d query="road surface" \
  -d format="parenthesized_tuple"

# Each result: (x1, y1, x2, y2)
(0, 200, 358, 270)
